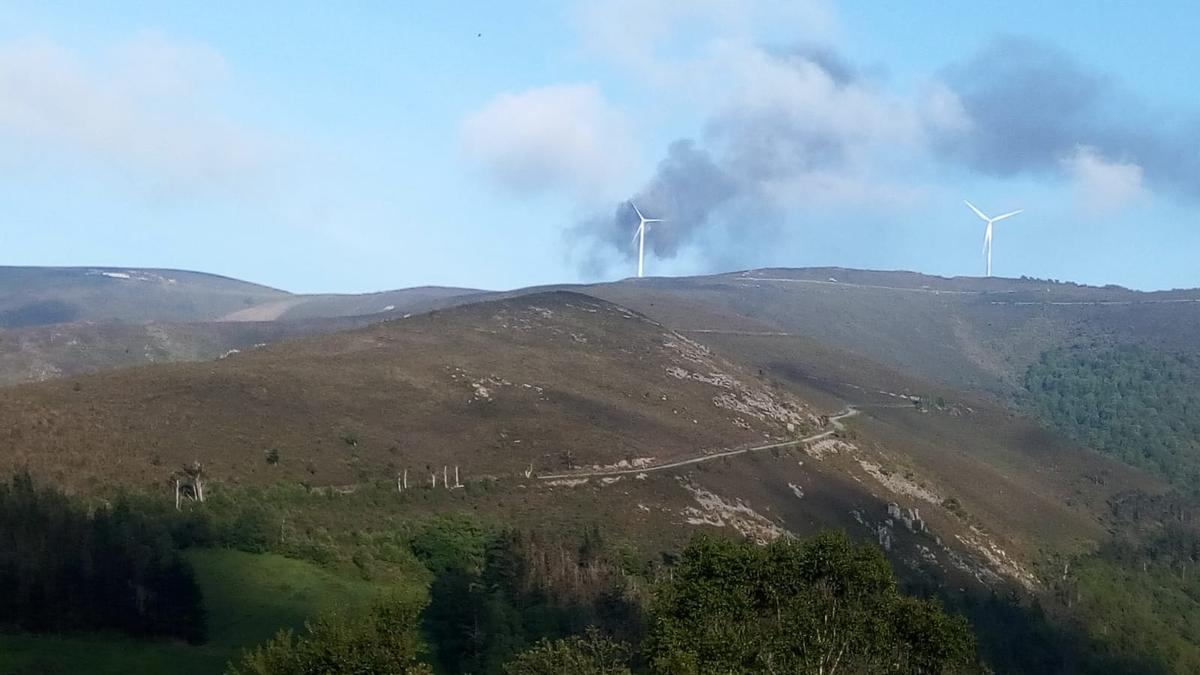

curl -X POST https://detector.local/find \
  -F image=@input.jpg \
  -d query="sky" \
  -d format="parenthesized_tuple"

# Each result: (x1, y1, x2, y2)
(1, 1, 1198, 293)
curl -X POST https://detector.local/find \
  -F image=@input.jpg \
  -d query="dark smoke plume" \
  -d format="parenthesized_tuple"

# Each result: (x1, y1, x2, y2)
(575, 48, 870, 270)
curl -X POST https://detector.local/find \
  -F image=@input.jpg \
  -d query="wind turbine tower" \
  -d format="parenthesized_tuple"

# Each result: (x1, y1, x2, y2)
(964, 201, 1023, 277)
(631, 202, 662, 278)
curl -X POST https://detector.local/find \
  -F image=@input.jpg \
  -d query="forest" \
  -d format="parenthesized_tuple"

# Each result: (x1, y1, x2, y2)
(230, 529, 982, 674)
(1022, 343, 1200, 487)
(1020, 345, 1200, 672)
(0, 472, 204, 642)
(0, 474, 982, 674)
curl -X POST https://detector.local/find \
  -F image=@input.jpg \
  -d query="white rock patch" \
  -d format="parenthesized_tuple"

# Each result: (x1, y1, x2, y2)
(858, 460, 942, 504)
(590, 457, 656, 471)
(806, 438, 853, 459)
(680, 481, 787, 545)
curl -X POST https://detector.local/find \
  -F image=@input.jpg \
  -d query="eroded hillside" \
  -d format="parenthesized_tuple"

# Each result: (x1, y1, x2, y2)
(0, 290, 1155, 600)
(0, 292, 817, 490)
(584, 268, 1200, 399)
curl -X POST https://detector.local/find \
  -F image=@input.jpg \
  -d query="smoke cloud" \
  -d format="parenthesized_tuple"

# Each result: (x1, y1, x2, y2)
(573, 43, 926, 270)
(935, 36, 1200, 199)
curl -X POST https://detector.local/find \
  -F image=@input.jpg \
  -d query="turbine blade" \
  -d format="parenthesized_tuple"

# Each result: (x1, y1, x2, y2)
(632, 223, 642, 244)
(644, 218, 664, 223)
(964, 200, 990, 221)
(631, 202, 645, 220)
(991, 209, 1023, 223)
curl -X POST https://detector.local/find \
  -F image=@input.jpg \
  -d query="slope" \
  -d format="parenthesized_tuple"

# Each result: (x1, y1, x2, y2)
(581, 267, 1200, 399)
(0, 266, 289, 327)
(0, 315, 392, 387)
(0, 290, 1157, 599)
(218, 286, 485, 322)
(0, 266, 486, 386)
(0, 291, 817, 491)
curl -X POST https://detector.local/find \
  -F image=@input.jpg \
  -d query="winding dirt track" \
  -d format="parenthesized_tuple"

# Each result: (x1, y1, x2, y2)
(538, 407, 859, 480)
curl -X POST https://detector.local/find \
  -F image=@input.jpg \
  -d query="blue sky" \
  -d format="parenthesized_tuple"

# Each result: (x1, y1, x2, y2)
(0, 1, 1197, 292)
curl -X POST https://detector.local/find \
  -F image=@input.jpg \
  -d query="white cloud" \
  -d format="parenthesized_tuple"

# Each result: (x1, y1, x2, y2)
(574, 2, 931, 213)
(711, 42, 921, 148)
(916, 81, 974, 138)
(1061, 145, 1146, 214)
(0, 33, 278, 197)
(459, 83, 636, 200)
(576, 0, 838, 84)
(697, 42, 931, 210)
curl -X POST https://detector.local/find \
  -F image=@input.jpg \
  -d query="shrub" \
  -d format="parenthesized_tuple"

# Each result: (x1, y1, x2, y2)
(227, 594, 432, 674)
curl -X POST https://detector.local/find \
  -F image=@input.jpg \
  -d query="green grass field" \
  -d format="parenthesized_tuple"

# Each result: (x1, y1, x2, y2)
(0, 548, 400, 675)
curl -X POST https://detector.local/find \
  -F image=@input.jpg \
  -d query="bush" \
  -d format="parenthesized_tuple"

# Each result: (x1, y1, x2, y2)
(504, 627, 631, 675)
(227, 594, 432, 675)
(646, 532, 980, 674)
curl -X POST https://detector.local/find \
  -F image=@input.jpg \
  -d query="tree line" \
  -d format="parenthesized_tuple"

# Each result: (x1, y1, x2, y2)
(230, 529, 982, 674)
(0, 472, 205, 641)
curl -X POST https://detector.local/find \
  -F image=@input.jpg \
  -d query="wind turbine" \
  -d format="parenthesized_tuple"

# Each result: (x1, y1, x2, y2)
(964, 200, 1023, 277)
(630, 202, 662, 278)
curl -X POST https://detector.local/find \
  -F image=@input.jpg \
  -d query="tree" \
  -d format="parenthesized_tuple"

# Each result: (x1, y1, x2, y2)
(645, 533, 980, 674)
(504, 627, 632, 675)
(0, 472, 205, 642)
(227, 594, 432, 675)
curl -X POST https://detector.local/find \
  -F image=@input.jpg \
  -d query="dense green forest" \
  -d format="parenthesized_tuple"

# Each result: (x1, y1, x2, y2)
(0, 473, 204, 642)
(231, 532, 982, 674)
(1021, 345, 1200, 672)
(1057, 490, 1200, 673)
(419, 522, 643, 673)
(1022, 344, 1200, 486)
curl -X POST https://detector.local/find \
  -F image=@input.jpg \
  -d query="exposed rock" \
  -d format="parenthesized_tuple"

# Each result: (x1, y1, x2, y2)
(806, 438, 853, 459)
(859, 460, 942, 504)
(680, 480, 787, 544)
(877, 524, 893, 551)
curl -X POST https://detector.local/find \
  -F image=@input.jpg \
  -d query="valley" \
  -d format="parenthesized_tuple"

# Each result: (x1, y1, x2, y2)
(0, 265, 1196, 674)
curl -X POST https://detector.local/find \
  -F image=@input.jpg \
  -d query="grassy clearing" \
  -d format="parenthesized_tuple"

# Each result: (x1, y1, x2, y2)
(187, 549, 390, 649)
(0, 633, 227, 675)
(0, 549, 404, 675)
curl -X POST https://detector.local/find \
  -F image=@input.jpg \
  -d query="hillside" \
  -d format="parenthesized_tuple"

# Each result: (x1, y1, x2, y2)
(0, 277, 1191, 672)
(0, 317, 377, 386)
(0, 267, 483, 329)
(0, 292, 818, 489)
(11, 265, 1198, 402)
(0, 267, 289, 327)
(580, 268, 1200, 399)
(218, 286, 485, 322)
(0, 267, 485, 385)
(0, 290, 1158, 600)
